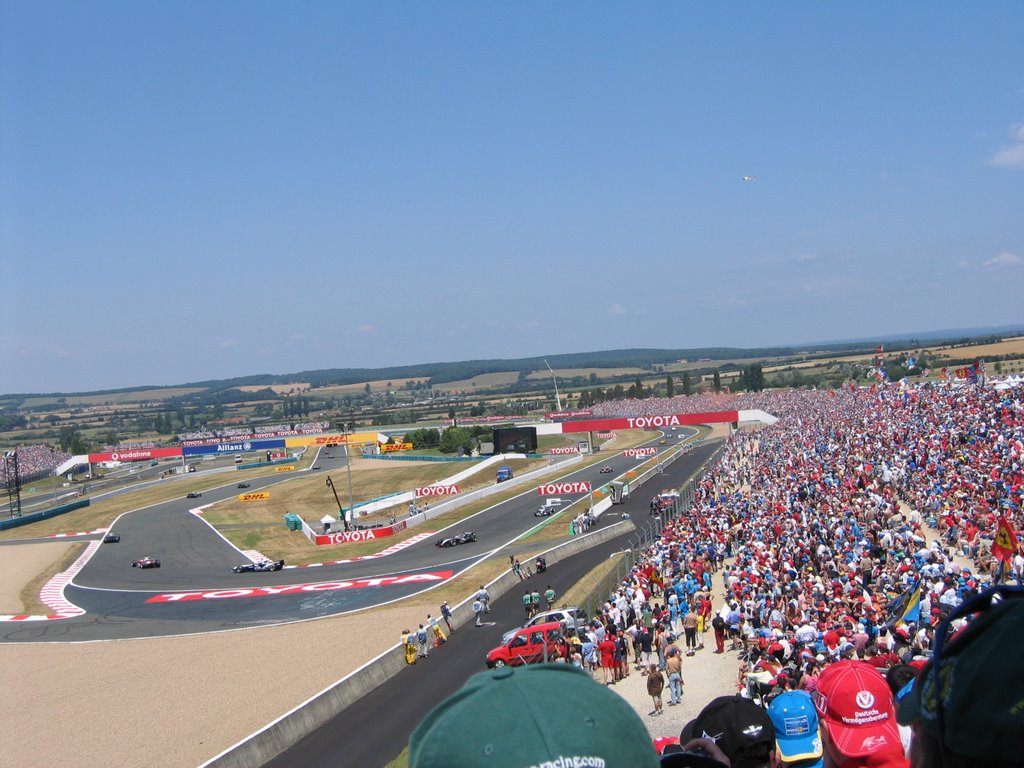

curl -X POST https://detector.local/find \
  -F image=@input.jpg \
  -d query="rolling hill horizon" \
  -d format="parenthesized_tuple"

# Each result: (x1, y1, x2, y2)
(3, 323, 1022, 400)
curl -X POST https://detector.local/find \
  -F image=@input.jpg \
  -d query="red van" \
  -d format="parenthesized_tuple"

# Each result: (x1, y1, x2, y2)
(486, 621, 564, 668)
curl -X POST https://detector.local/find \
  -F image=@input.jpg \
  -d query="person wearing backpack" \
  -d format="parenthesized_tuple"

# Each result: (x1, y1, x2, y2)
(713, 613, 727, 653)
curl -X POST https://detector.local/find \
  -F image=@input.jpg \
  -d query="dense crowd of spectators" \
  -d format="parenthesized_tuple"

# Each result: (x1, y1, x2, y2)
(0, 444, 72, 481)
(175, 420, 330, 444)
(582, 378, 1022, 756)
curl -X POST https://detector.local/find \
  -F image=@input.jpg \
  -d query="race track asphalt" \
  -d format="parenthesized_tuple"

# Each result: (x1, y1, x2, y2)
(0, 433, 708, 644)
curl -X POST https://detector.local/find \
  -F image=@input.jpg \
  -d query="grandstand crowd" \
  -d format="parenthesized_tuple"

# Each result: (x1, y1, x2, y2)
(175, 420, 329, 445)
(0, 444, 72, 483)
(576, 378, 1023, 765)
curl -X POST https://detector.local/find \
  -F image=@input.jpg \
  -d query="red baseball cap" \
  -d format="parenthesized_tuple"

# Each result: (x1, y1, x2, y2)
(814, 660, 902, 759)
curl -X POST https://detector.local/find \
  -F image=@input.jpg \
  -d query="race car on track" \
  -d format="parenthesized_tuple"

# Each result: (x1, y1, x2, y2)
(599, 465, 613, 474)
(102, 533, 120, 543)
(186, 492, 202, 498)
(232, 559, 285, 573)
(132, 556, 160, 569)
(534, 506, 558, 517)
(237, 483, 250, 489)
(436, 531, 477, 548)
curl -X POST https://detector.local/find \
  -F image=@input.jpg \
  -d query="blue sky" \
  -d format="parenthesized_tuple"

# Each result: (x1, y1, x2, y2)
(2, 2, 1022, 394)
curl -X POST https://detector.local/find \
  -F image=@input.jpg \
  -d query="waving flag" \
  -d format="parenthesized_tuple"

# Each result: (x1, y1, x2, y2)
(885, 581, 923, 627)
(905, 356, 917, 369)
(992, 516, 1019, 561)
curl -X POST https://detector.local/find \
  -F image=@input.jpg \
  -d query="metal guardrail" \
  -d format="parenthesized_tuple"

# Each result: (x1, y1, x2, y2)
(574, 439, 727, 616)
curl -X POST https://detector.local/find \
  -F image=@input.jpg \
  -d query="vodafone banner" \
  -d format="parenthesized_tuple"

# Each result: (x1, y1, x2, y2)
(538, 481, 592, 496)
(623, 447, 657, 458)
(314, 520, 408, 545)
(146, 568, 453, 603)
(549, 446, 579, 455)
(415, 485, 459, 498)
(546, 409, 593, 420)
(89, 447, 182, 463)
(560, 411, 739, 434)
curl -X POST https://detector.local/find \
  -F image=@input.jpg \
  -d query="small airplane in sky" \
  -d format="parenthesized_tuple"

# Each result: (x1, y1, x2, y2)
(742, 175, 757, 182)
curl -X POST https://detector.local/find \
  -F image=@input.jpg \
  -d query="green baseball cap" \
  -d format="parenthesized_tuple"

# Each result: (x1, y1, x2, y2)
(897, 592, 1024, 761)
(409, 664, 659, 768)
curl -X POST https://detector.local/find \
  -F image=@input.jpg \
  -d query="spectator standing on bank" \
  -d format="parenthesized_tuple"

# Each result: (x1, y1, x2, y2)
(402, 629, 417, 665)
(440, 601, 454, 634)
(683, 609, 699, 655)
(475, 585, 490, 613)
(416, 624, 430, 658)
(665, 645, 683, 705)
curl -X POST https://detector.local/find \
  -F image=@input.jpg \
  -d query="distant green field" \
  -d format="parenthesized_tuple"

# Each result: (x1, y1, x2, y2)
(524, 366, 647, 380)
(431, 371, 522, 390)
(20, 387, 207, 407)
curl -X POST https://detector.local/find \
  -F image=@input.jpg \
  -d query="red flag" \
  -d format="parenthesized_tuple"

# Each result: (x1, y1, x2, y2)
(992, 516, 1019, 561)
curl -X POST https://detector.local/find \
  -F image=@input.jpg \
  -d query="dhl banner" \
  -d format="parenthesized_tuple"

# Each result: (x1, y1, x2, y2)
(275, 466, 296, 472)
(238, 492, 269, 501)
(381, 442, 414, 453)
(286, 431, 383, 448)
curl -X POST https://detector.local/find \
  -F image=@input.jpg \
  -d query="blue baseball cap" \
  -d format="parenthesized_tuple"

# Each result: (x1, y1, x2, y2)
(768, 691, 823, 766)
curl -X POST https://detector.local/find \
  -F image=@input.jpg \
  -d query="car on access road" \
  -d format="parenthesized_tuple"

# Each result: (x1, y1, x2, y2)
(132, 556, 160, 569)
(486, 621, 564, 668)
(500, 607, 589, 646)
(436, 531, 477, 548)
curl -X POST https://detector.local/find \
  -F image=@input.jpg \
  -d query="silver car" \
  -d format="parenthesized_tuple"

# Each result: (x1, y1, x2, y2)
(500, 607, 588, 645)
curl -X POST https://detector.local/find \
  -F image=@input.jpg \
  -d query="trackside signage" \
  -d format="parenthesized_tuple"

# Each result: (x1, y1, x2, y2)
(146, 569, 454, 603)
(538, 481, 592, 495)
(549, 446, 579, 455)
(415, 485, 459, 498)
(238, 492, 269, 501)
(381, 443, 414, 453)
(183, 439, 285, 457)
(275, 466, 296, 472)
(559, 411, 739, 434)
(623, 447, 657, 458)
(314, 520, 408, 544)
(88, 447, 182, 463)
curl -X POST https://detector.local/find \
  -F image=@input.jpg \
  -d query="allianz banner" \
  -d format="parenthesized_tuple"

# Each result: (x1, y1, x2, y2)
(182, 438, 286, 457)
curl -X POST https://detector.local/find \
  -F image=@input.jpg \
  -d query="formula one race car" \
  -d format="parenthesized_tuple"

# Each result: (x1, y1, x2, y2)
(132, 556, 160, 569)
(599, 465, 613, 474)
(102, 533, 120, 543)
(436, 531, 477, 548)
(232, 559, 285, 573)
(186, 492, 202, 499)
(534, 506, 558, 517)
(237, 483, 250, 489)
